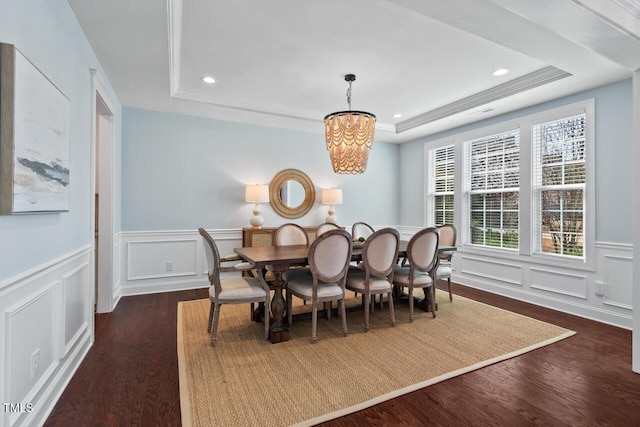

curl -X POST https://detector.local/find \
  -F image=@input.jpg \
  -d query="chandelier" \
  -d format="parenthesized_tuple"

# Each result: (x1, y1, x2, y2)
(324, 74, 376, 174)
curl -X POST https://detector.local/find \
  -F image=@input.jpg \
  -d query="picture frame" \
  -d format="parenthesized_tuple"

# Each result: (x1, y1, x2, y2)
(0, 42, 70, 214)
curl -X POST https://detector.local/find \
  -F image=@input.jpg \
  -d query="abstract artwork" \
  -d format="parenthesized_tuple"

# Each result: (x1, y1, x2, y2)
(0, 43, 70, 214)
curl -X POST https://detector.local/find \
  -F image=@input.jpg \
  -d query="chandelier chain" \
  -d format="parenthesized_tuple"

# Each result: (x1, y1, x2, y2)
(346, 82, 352, 111)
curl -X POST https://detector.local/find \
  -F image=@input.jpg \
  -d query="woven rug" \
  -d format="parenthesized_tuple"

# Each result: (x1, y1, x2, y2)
(177, 291, 575, 427)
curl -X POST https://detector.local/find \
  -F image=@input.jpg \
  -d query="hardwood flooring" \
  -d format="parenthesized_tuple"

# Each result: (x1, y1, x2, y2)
(45, 283, 640, 426)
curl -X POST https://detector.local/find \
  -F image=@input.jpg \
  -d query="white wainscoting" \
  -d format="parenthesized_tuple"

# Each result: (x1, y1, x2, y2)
(121, 227, 634, 329)
(0, 246, 93, 427)
(119, 229, 242, 297)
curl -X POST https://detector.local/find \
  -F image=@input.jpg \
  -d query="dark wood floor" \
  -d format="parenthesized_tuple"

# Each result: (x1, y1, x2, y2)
(44, 282, 640, 427)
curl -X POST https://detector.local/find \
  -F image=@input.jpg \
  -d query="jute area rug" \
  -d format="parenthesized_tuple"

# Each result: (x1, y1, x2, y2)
(177, 291, 575, 427)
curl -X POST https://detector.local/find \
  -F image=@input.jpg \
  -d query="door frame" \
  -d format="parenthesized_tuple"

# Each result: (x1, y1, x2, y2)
(91, 70, 117, 314)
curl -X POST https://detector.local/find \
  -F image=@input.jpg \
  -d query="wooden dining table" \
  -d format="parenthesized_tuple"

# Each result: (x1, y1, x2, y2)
(234, 242, 455, 343)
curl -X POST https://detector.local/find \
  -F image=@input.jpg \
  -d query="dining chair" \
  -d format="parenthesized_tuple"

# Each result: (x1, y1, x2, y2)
(286, 229, 352, 342)
(393, 227, 439, 321)
(436, 224, 456, 301)
(345, 227, 399, 332)
(275, 223, 309, 246)
(351, 221, 375, 241)
(199, 228, 270, 346)
(316, 222, 340, 237)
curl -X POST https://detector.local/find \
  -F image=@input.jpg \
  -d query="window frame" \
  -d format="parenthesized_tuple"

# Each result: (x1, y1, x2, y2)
(463, 128, 521, 251)
(530, 100, 595, 266)
(426, 143, 455, 226)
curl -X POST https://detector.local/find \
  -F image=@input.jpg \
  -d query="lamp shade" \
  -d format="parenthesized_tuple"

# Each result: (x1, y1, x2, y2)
(245, 184, 269, 203)
(321, 188, 343, 205)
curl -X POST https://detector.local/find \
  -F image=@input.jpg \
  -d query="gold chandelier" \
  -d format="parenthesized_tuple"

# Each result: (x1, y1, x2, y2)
(324, 74, 376, 174)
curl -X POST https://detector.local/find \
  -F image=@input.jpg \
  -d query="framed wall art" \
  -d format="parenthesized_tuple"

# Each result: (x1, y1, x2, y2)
(0, 42, 70, 214)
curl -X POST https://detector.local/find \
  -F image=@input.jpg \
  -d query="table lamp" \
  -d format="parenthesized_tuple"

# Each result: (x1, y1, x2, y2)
(245, 184, 269, 229)
(321, 188, 343, 224)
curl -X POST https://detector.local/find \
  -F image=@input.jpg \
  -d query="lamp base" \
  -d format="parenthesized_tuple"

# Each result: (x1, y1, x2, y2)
(325, 205, 337, 224)
(249, 203, 264, 229)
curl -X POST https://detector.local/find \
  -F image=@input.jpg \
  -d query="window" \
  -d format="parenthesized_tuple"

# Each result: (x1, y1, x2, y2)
(464, 130, 519, 249)
(533, 114, 586, 258)
(428, 145, 454, 226)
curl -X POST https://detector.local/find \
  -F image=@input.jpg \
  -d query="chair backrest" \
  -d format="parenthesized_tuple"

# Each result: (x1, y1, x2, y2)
(407, 227, 439, 274)
(308, 229, 352, 284)
(275, 223, 309, 246)
(198, 228, 222, 295)
(352, 222, 375, 240)
(437, 224, 456, 261)
(362, 228, 400, 279)
(316, 222, 340, 237)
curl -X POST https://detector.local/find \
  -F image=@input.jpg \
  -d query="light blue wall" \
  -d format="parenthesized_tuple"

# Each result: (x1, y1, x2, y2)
(121, 107, 400, 230)
(399, 79, 633, 244)
(0, 0, 122, 281)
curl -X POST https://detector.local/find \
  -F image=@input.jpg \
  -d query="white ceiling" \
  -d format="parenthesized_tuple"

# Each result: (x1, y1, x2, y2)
(68, 0, 639, 143)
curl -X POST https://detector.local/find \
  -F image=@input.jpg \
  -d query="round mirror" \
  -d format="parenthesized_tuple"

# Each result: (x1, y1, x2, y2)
(269, 169, 315, 218)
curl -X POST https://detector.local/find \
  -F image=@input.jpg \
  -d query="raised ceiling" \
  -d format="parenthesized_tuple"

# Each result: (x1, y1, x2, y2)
(68, 0, 638, 143)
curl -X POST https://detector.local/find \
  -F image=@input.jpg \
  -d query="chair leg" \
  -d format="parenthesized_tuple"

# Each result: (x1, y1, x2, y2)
(326, 301, 332, 319)
(340, 299, 347, 337)
(207, 301, 214, 333)
(388, 291, 396, 327)
(264, 299, 270, 340)
(250, 302, 255, 321)
(364, 294, 371, 332)
(448, 277, 453, 301)
(210, 303, 221, 347)
(431, 285, 437, 318)
(379, 293, 384, 310)
(408, 286, 414, 322)
(311, 300, 318, 343)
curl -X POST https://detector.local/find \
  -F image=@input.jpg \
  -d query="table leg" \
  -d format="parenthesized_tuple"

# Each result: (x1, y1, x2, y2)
(269, 267, 289, 343)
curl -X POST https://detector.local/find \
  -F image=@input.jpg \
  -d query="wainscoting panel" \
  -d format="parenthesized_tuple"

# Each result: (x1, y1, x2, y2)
(0, 246, 93, 427)
(530, 267, 588, 299)
(62, 263, 90, 357)
(602, 254, 633, 310)
(120, 229, 242, 297)
(458, 255, 523, 287)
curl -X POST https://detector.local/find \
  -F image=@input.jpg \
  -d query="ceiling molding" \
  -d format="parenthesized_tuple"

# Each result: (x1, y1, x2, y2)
(571, 0, 640, 42)
(396, 66, 572, 133)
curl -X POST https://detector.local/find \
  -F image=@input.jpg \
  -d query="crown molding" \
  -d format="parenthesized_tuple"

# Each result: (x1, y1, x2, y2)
(396, 66, 572, 133)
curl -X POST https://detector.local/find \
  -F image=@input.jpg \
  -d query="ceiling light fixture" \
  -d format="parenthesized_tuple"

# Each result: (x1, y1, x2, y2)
(324, 74, 376, 174)
(393, 113, 403, 118)
(492, 68, 510, 76)
(201, 75, 216, 84)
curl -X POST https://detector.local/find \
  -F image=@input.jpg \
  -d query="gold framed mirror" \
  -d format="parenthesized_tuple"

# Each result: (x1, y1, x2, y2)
(269, 169, 316, 219)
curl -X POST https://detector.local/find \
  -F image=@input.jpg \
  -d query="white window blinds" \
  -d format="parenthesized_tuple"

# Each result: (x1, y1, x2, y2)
(428, 145, 454, 226)
(464, 130, 519, 249)
(533, 114, 586, 258)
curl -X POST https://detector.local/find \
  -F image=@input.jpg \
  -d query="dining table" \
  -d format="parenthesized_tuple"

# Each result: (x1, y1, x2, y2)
(234, 241, 456, 343)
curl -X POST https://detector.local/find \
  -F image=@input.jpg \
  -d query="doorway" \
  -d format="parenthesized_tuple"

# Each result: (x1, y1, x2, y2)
(92, 72, 115, 313)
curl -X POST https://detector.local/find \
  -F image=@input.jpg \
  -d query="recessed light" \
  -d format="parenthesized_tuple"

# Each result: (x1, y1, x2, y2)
(201, 75, 216, 84)
(393, 113, 402, 118)
(492, 68, 510, 77)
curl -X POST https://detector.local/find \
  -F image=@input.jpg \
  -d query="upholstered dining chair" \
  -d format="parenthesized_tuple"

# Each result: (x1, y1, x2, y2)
(393, 227, 439, 321)
(316, 222, 340, 237)
(275, 223, 309, 246)
(351, 221, 375, 241)
(436, 224, 456, 301)
(286, 229, 352, 342)
(199, 228, 270, 346)
(345, 228, 400, 332)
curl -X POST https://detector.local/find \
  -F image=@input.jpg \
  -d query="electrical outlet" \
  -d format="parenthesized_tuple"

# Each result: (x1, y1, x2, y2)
(595, 283, 606, 296)
(165, 261, 174, 272)
(31, 348, 40, 379)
